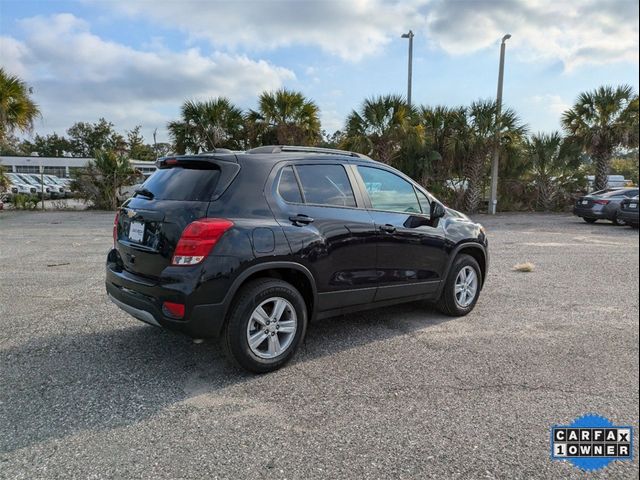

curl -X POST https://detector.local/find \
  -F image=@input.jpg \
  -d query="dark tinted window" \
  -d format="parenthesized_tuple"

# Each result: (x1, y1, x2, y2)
(140, 166, 220, 201)
(296, 164, 356, 207)
(278, 166, 303, 203)
(625, 189, 638, 197)
(357, 166, 420, 213)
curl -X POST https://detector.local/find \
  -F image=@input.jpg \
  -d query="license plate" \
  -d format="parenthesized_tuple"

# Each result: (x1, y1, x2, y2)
(630, 203, 637, 209)
(581, 200, 588, 205)
(128, 221, 145, 243)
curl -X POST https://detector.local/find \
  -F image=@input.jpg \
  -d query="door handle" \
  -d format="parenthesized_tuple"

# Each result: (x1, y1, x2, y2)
(289, 214, 314, 226)
(380, 224, 396, 233)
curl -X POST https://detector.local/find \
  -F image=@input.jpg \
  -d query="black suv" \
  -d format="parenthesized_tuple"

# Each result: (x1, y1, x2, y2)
(106, 146, 488, 372)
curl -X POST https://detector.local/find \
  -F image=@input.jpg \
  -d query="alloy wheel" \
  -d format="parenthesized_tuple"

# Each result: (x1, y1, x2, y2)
(454, 266, 478, 308)
(246, 297, 297, 359)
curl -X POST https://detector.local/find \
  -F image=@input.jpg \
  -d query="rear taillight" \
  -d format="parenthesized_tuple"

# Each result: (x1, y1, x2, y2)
(594, 199, 610, 205)
(172, 218, 234, 266)
(113, 211, 119, 247)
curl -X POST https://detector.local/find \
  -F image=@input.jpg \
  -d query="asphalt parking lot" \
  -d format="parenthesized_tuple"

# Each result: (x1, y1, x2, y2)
(1, 211, 638, 479)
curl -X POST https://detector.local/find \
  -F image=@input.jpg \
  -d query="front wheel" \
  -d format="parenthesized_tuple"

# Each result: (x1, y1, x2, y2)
(222, 278, 308, 373)
(436, 254, 482, 316)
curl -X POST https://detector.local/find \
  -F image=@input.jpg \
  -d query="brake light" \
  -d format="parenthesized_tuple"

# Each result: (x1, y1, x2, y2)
(172, 218, 234, 266)
(594, 199, 610, 205)
(113, 211, 119, 247)
(162, 301, 185, 319)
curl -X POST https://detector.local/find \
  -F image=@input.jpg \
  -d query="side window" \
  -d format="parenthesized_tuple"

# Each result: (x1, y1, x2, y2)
(295, 164, 356, 207)
(357, 166, 420, 213)
(415, 189, 431, 216)
(278, 166, 303, 203)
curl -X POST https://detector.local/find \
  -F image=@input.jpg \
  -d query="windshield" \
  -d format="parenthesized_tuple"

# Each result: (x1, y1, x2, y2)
(45, 175, 64, 185)
(7, 173, 24, 184)
(17, 174, 40, 186)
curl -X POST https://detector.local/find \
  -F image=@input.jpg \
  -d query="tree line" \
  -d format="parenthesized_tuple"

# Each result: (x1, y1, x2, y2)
(1, 67, 638, 213)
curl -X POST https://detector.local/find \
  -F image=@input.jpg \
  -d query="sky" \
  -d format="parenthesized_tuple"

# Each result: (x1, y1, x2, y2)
(1, 0, 638, 144)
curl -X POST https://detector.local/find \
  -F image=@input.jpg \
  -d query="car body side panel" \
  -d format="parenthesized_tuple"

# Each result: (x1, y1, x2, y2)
(263, 160, 379, 311)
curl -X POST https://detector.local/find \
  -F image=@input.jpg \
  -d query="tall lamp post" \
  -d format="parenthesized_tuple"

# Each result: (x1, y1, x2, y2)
(488, 34, 511, 215)
(401, 30, 414, 107)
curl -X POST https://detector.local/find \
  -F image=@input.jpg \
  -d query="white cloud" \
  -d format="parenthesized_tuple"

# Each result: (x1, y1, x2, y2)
(109, 0, 423, 61)
(424, 0, 639, 71)
(530, 94, 570, 116)
(106, 0, 639, 70)
(2, 13, 295, 140)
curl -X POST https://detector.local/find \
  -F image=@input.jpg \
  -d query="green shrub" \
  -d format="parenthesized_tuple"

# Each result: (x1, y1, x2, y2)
(13, 193, 39, 210)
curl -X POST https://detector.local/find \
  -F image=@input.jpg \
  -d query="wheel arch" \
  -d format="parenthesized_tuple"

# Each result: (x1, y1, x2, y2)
(439, 243, 488, 296)
(222, 261, 318, 322)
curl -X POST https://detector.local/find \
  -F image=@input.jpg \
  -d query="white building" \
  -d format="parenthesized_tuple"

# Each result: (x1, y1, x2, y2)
(0, 156, 157, 179)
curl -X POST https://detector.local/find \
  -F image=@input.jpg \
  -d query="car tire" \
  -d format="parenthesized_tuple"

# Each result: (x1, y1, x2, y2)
(612, 213, 626, 226)
(221, 278, 307, 373)
(583, 217, 597, 224)
(436, 254, 482, 317)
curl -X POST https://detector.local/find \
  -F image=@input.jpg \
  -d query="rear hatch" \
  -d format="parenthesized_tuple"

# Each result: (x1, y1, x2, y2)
(115, 156, 239, 279)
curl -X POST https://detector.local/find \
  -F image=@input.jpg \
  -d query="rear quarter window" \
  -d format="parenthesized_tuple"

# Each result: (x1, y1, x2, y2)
(141, 166, 221, 201)
(278, 166, 303, 203)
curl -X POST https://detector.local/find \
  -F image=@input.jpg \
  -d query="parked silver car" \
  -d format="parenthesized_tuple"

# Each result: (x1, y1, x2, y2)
(573, 187, 639, 225)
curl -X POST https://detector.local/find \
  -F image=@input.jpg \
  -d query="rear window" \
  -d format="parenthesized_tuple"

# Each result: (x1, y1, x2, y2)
(140, 166, 220, 201)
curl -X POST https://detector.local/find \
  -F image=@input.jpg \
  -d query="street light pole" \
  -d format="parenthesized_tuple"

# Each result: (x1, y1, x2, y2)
(401, 30, 414, 107)
(488, 34, 511, 215)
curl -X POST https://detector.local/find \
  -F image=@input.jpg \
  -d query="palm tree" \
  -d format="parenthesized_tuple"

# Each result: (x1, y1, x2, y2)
(0, 68, 40, 143)
(417, 105, 466, 191)
(250, 88, 321, 146)
(451, 100, 526, 213)
(168, 98, 244, 154)
(562, 85, 639, 191)
(526, 132, 582, 211)
(71, 149, 139, 210)
(341, 94, 418, 164)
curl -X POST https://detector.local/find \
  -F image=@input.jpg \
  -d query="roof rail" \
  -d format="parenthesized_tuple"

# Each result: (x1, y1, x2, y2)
(247, 145, 372, 160)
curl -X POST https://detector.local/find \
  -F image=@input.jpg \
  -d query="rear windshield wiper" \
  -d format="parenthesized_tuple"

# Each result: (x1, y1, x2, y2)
(134, 187, 154, 199)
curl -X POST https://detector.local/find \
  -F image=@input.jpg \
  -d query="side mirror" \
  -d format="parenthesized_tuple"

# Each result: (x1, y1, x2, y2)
(430, 201, 446, 219)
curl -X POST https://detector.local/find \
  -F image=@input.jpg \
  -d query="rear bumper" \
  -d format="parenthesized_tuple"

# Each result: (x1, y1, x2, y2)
(106, 263, 226, 338)
(619, 210, 639, 225)
(573, 206, 609, 219)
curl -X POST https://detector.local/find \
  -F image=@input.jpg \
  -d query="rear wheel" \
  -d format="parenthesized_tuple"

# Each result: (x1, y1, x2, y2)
(612, 213, 626, 226)
(583, 217, 597, 224)
(436, 254, 482, 317)
(222, 278, 307, 373)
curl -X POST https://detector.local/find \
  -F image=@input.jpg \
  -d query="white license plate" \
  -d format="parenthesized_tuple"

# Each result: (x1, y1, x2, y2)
(128, 221, 145, 243)
(581, 200, 589, 205)
(630, 203, 637, 209)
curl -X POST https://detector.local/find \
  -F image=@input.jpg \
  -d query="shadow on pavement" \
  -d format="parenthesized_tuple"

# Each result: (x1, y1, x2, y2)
(0, 300, 454, 454)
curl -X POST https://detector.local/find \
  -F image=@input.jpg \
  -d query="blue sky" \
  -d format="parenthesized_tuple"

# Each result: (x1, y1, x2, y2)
(1, 0, 638, 143)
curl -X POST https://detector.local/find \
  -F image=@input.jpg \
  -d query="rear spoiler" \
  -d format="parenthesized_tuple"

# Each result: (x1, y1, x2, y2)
(156, 154, 241, 201)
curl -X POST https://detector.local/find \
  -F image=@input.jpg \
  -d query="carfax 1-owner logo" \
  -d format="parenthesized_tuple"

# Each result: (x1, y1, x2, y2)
(551, 415, 634, 471)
